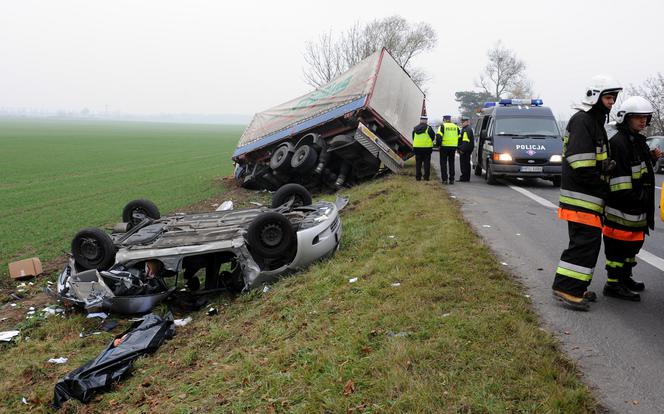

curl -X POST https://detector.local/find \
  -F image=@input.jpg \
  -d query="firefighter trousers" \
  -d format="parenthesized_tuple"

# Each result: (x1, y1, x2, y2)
(553, 221, 602, 297)
(603, 235, 644, 283)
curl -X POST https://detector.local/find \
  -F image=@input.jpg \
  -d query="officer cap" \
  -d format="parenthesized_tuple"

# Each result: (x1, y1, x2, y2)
(443, 115, 452, 121)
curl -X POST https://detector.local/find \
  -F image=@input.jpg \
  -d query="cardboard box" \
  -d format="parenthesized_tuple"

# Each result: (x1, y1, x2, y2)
(8, 257, 43, 280)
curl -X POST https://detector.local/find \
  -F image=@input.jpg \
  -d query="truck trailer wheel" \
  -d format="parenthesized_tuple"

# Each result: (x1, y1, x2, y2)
(291, 144, 318, 172)
(246, 212, 296, 259)
(71, 228, 117, 270)
(271, 183, 312, 208)
(122, 199, 160, 229)
(269, 144, 294, 172)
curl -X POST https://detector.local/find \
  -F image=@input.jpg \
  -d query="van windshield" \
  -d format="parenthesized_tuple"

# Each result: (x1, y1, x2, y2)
(495, 117, 560, 137)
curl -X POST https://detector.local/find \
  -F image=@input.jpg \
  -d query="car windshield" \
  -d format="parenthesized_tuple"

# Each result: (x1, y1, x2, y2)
(495, 117, 560, 137)
(647, 137, 664, 150)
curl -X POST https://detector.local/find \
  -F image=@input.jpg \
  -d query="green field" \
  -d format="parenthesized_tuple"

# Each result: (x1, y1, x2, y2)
(0, 119, 243, 281)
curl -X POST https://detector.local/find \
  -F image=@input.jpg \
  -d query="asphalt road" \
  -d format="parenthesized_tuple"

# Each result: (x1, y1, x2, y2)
(431, 153, 664, 413)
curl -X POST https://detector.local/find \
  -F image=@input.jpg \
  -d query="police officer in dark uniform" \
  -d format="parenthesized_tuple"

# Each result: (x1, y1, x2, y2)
(552, 75, 622, 310)
(458, 117, 474, 181)
(412, 115, 435, 181)
(437, 115, 460, 184)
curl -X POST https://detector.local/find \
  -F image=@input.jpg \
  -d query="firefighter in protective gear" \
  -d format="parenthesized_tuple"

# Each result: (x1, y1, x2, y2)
(437, 115, 460, 184)
(458, 117, 474, 181)
(412, 115, 435, 181)
(602, 96, 662, 301)
(552, 75, 622, 310)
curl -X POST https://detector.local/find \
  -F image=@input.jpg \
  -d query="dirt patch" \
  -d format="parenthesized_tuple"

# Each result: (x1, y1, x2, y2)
(0, 290, 53, 331)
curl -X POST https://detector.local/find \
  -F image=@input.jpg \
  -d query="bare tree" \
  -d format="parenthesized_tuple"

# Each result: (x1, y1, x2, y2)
(477, 41, 532, 99)
(303, 16, 437, 88)
(628, 73, 664, 135)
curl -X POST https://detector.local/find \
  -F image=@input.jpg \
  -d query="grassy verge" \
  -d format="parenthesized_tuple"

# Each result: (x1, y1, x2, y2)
(0, 166, 596, 413)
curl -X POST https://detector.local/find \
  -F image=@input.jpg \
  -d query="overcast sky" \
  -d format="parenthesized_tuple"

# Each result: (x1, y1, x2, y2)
(1, 0, 662, 121)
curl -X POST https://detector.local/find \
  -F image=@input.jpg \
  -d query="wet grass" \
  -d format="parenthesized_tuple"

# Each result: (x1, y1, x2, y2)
(0, 119, 243, 285)
(0, 165, 597, 413)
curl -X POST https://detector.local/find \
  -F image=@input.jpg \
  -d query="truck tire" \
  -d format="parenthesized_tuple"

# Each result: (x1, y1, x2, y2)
(269, 144, 294, 172)
(291, 144, 318, 172)
(246, 212, 296, 259)
(271, 183, 312, 208)
(486, 163, 498, 185)
(122, 199, 160, 229)
(71, 228, 116, 270)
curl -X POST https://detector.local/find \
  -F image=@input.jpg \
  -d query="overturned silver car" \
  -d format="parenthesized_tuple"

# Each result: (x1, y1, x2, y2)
(55, 184, 345, 314)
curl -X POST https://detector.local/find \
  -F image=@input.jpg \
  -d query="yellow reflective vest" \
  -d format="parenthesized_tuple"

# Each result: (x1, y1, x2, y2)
(437, 122, 460, 147)
(413, 128, 434, 148)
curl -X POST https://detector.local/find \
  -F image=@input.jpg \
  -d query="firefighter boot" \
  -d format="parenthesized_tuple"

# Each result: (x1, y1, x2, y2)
(603, 282, 640, 301)
(552, 290, 591, 311)
(624, 276, 645, 292)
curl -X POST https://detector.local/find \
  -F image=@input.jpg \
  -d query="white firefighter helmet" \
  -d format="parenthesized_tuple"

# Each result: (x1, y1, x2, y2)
(616, 96, 654, 125)
(575, 75, 623, 111)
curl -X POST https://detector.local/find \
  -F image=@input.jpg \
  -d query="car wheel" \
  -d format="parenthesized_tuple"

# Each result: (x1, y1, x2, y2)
(271, 183, 312, 208)
(71, 228, 116, 270)
(122, 199, 160, 229)
(552, 176, 561, 187)
(269, 144, 294, 173)
(246, 212, 296, 259)
(290, 144, 318, 172)
(486, 163, 497, 185)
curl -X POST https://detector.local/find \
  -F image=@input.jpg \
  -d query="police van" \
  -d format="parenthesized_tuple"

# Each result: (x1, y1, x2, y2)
(472, 99, 563, 186)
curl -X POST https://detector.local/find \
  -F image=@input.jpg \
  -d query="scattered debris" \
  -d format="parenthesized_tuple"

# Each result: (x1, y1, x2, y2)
(87, 312, 108, 320)
(207, 307, 219, 316)
(450, 195, 457, 199)
(0, 330, 20, 342)
(501, 262, 508, 266)
(348, 278, 358, 284)
(21, 397, 28, 405)
(53, 313, 175, 408)
(262, 285, 270, 293)
(537, 268, 543, 271)
(174, 317, 192, 327)
(442, 313, 451, 318)
(9, 293, 23, 301)
(524, 294, 531, 298)
(29, 306, 35, 311)
(10, 304, 17, 308)
(516, 233, 521, 236)
(26, 310, 36, 315)
(388, 235, 395, 239)
(391, 282, 401, 287)
(343, 379, 356, 396)
(387, 331, 411, 337)
(42, 306, 65, 316)
(216, 200, 234, 211)
(482, 225, 492, 228)
(101, 319, 118, 332)
(48, 357, 69, 364)
(249, 201, 263, 206)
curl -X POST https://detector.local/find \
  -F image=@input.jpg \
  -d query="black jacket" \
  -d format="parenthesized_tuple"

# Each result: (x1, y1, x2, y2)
(412, 123, 435, 139)
(605, 128, 655, 231)
(458, 125, 474, 153)
(559, 107, 611, 216)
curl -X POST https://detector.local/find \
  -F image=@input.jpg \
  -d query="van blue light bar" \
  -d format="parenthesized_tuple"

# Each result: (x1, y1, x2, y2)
(483, 102, 497, 108)
(498, 98, 544, 106)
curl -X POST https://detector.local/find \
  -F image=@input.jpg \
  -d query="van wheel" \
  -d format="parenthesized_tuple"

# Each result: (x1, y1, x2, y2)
(474, 163, 482, 176)
(486, 163, 498, 185)
(71, 228, 116, 270)
(552, 176, 561, 187)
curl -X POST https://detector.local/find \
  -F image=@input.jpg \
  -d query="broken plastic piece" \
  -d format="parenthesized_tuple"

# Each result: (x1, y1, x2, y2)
(262, 286, 270, 293)
(391, 282, 401, 287)
(217, 200, 234, 211)
(87, 312, 108, 320)
(48, 357, 69, 364)
(348, 278, 358, 283)
(21, 397, 28, 405)
(0, 331, 20, 342)
(53, 313, 174, 408)
(174, 317, 192, 327)
(207, 307, 219, 316)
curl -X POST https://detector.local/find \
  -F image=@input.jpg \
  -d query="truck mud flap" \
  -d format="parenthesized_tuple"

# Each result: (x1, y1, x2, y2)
(353, 123, 404, 173)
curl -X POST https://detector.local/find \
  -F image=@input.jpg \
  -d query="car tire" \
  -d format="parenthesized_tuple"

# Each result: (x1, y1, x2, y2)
(246, 212, 296, 259)
(271, 183, 312, 208)
(269, 144, 293, 173)
(486, 163, 497, 185)
(290, 144, 318, 172)
(552, 176, 561, 187)
(71, 228, 116, 270)
(122, 199, 160, 229)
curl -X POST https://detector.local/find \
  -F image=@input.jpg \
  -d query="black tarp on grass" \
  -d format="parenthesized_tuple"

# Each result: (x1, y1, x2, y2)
(52, 312, 175, 409)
